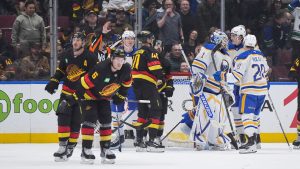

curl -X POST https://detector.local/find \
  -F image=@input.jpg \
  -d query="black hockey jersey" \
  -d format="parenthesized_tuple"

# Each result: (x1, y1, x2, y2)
(50, 48, 99, 96)
(132, 45, 164, 85)
(77, 59, 132, 100)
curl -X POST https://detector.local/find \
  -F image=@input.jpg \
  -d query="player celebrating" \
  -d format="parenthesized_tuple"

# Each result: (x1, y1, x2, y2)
(214, 34, 270, 154)
(189, 30, 234, 151)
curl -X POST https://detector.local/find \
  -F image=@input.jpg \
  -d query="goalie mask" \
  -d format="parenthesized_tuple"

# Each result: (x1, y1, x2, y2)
(210, 30, 228, 49)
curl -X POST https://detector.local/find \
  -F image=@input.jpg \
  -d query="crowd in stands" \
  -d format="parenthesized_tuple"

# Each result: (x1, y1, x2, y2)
(0, 0, 298, 81)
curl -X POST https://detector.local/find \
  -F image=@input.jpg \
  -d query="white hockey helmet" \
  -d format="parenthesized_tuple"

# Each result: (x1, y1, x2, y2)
(122, 30, 136, 39)
(243, 34, 257, 48)
(231, 25, 246, 38)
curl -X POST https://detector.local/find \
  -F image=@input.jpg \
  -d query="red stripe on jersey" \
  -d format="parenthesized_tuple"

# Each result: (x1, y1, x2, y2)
(150, 118, 160, 124)
(147, 60, 161, 67)
(122, 77, 132, 85)
(131, 71, 157, 81)
(58, 126, 70, 133)
(84, 74, 95, 88)
(81, 128, 95, 135)
(62, 85, 76, 93)
(100, 129, 112, 136)
(165, 74, 172, 80)
(86, 90, 97, 99)
(137, 117, 147, 123)
(159, 121, 165, 125)
(70, 132, 80, 138)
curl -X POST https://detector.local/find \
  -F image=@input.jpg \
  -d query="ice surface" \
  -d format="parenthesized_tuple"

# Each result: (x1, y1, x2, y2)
(0, 143, 298, 169)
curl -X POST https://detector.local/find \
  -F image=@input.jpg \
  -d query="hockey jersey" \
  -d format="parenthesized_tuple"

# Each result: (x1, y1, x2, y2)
(77, 59, 132, 100)
(191, 43, 232, 94)
(131, 45, 164, 86)
(51, 48, 99, 96)
(232, 50, 269, 95)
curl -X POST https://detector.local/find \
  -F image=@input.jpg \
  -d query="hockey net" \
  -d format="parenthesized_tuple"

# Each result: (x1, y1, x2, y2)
(77, 72, 194, 148)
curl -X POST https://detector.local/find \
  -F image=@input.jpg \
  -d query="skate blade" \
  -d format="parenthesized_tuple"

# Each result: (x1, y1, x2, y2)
(146, 147, 165, 153)
(293, 146, 300, 149)
(256, 144, 262, 149)
(80, 158, 94, 165)
(101, 158, 115, 164)
(239, 149, 257, 154)
(136, 147, 147, 152)
(54, 156, 68, 162)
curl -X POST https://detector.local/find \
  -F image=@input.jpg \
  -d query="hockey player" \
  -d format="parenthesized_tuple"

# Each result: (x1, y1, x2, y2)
(110, 30, 138, 150)
(288, 0, 300, 150)
(132, 30, 165, 152)
(189, 30, 234, 151)
(214, 34, 269, 154)
(44, 32, 99, 162)
(289, 55, 300, 149)
(72, 48, 132, 164)
(227, 25, 248, 147)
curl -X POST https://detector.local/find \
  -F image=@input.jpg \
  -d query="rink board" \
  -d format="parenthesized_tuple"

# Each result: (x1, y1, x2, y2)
(0, 81, 298, 143)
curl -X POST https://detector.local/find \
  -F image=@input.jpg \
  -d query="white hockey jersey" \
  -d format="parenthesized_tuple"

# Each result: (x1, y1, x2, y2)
(232, 49, 269, 95)
(192, 43, 232, 94)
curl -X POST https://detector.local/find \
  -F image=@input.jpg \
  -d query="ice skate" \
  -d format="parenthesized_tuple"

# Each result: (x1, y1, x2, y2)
(134, 140, 147, 152)
(292, 140, 300, 149)
(146, 138, 165, 153)
(100, 148, 116, 164)
(239, 136, 257, 154)
(66, 143, 76, 158)
(255, 133, 261, 149)
(81, 148, 95, 164)
(53, 142, 68, 162)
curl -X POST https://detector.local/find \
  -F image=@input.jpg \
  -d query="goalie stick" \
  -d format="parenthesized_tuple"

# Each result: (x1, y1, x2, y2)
(211, 43, 239, 150)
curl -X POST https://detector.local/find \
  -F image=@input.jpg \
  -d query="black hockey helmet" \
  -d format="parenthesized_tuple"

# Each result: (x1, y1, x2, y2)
(111, 48, 126, 59)
(137, 30, 154, 43)
(72, 32, 86, 41)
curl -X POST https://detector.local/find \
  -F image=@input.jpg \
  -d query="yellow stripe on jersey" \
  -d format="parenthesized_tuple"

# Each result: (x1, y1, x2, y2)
(132, 74, 157, 85)
(58, 133, 70, 138)
(243, 121, 258, 127)
(192, 60, 207, 70)
(148, 65, 162, 71)
(81, 76, 90, 89)
(148, 123, 159, 129)
(61, 90, 73, 96)
(68, 138, 77, 143)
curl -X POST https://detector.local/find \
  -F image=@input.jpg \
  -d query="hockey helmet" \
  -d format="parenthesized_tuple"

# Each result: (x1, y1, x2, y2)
(243, 34, 257, 48)
(122, 30, 136, 39)
(210, 30, 228, 48)
(137, 30, 154, 42)
(231, 25, 246, 38)
(111, 48, 126, 59)
(72, 32, 86, 41)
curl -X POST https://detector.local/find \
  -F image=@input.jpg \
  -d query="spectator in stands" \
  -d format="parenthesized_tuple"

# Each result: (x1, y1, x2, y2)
(0, 54, 15, 81)
(179, 0, 196, 42)
(0, 29, 15, 61)
(17, 42, 50, 80)
(81, 10, 101, 36)
(180, 61, 190, 72)
(12, 0, 46, 57)
(166, 43, 185, 72)
(183, 30, 198, 63)
(15, 0, 26, 16)
(112, 9, 133, 35)
(142, 0, 160, 38)
(263, 9, 289, 65)
(267, 0, 283, 21)
(157, 0, 183, 52)
(102, 0, 134, 12)
(196, 0, 220, 43)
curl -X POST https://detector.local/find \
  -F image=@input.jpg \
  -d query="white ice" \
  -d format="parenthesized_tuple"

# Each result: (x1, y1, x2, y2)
(0, 143, 299, 169)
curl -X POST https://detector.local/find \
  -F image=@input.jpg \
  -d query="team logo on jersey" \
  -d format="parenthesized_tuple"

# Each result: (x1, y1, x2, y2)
(66, 64, 85, 82)
(220, 60, 229, 72)
(99, 83, 121, 97)
(104, 78, 110, 83)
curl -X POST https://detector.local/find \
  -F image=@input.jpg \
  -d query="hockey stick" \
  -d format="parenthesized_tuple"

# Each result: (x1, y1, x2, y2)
(114, 106, 123, 152)
(267, 92, 292, 150)
(161, 121, 182, 142)
(112, 108, 137, 133)
(211, 43, 239, 150)
(112, 116, 152, 130)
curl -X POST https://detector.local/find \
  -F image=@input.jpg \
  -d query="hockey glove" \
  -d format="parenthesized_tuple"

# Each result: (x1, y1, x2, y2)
(112, 92, 126, 105)
(56, 99, 71, 115)
(213, 71, 227, 82)
(45, 78, 59, 94)
(163, 86, 175, 97)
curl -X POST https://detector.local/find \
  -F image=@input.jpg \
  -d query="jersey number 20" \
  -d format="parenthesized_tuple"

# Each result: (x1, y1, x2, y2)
(252, 64, 266, 81)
